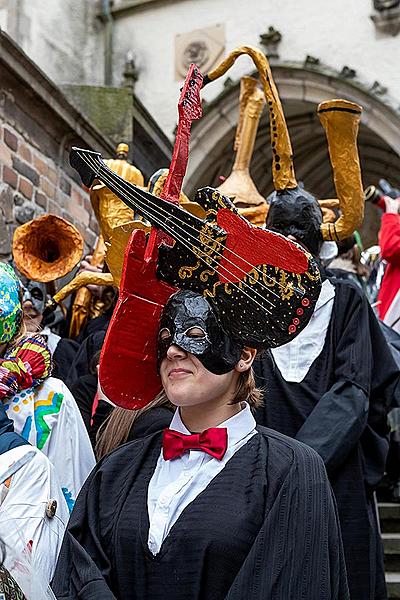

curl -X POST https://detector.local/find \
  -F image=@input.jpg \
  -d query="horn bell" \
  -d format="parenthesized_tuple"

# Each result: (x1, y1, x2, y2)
(13, 214, 84, 283)
(318, 99, 364, 242)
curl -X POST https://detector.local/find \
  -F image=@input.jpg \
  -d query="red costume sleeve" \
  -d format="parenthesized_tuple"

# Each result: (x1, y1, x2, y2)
(379, 213, 400, 267)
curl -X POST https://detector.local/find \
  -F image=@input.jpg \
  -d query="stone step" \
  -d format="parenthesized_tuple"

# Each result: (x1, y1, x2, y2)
(383, 533, 400, 572)
(380, 503, 400, 533)
(386, 571, 400, 599)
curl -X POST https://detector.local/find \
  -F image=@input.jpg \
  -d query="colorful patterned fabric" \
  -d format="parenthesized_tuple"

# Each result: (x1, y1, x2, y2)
(0, 564, 26, 600)
(0, 336, 52, 401)
(0, 264, 22, 345)
(4, 377, 95, 512)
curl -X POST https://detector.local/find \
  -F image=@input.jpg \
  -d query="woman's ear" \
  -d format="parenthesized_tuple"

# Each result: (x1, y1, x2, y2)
(235, 347, 257, 372)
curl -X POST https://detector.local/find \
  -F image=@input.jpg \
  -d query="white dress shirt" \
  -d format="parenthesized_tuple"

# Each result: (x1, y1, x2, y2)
(271, 279, 336, 382)
(147, 403, 257, 555)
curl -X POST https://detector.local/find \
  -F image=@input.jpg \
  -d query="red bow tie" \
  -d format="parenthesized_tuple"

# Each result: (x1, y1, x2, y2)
(162, 427, 228, 461)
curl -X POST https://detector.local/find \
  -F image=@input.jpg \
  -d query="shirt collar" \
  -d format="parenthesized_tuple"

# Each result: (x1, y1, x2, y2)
(169, 402, 256, 449)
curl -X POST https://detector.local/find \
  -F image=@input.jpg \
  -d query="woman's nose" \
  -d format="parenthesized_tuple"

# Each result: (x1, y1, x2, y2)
(166, 344, 186, 360)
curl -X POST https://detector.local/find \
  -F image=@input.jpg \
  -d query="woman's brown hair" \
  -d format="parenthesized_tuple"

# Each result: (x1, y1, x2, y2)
(95, 391, 173, 460)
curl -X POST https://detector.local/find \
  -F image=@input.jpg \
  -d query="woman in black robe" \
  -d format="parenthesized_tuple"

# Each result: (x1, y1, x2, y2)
(52, 289, 349, 600)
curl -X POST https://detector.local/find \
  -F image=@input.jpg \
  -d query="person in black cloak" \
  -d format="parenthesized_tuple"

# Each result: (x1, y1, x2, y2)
(247, 84, 397, 599)
(52, 286, 349, 600)
(52, 48, 349, 599)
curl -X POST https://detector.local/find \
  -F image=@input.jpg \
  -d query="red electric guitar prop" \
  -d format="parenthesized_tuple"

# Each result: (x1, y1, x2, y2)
(95, 65, 203, 408)
(70, 68, 322, 409)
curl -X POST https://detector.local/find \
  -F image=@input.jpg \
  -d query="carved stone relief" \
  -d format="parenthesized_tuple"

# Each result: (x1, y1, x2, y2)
(175, 24, 225, 80)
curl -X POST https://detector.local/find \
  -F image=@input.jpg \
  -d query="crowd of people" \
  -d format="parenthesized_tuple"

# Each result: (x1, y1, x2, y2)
(1, 45, 400, 600)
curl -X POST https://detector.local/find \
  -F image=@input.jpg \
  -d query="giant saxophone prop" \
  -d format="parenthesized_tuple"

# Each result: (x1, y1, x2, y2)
(217, 76, 267, 226)
(44, 144, 148, 323)
(204, 46, 364, 244)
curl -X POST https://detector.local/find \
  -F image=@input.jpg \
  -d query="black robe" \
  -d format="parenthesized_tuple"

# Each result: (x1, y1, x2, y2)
(254, 277, 397, 600)
(52, 427, 349, 600)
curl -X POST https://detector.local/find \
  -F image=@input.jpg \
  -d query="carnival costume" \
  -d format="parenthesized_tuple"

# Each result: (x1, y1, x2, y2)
(199, 48, 400, 600)
(0, 263, 95, 511)
(53, 49, 349, 599)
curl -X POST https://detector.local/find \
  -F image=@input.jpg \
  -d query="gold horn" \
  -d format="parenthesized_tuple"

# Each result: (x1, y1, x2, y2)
(217, 76, 267, 226)
(13, 214, 83, 283)
(317, 99, 364, 242)
(205, 45, 297, 191)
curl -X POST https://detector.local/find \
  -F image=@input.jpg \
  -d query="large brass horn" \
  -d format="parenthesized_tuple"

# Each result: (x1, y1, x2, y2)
(13, 214, 84, 283)
(217, 76, 267, 226)
(317, 99, 364, 242)
(205, 45, 297, 191)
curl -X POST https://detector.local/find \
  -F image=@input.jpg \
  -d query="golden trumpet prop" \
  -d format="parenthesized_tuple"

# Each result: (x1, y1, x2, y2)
(217, 76, 267, 226)
(206, 45, 297, 192)
(47, 144, 148, 325)
(317, 99, 364, 241)
(206, 46, 364, 240)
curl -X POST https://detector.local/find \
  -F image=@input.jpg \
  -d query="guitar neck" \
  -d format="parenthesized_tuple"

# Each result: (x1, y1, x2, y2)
(97, 162, 203, 243)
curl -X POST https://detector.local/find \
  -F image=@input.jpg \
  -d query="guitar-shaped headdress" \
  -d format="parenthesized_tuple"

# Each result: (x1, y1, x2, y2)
(70, 62, 322, 409)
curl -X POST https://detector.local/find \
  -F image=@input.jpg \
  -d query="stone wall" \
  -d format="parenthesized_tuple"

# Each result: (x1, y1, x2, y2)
(0, 122, 96, 257)
(0, 29, 114, 260)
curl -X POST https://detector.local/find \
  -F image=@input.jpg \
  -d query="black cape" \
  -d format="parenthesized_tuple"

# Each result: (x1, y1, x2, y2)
(52, 427, 349, 600)
(254, 277, 396, 600)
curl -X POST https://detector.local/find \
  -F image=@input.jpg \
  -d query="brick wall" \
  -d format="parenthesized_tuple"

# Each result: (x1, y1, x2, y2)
(0, 29, 114, 263)
(0, 122, 99, 259)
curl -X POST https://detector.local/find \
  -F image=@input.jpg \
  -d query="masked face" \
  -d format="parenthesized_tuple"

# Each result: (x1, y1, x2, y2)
(266, 187, 323, 256)
(158, 290, 243, 375)
(20, 276, 46, 316)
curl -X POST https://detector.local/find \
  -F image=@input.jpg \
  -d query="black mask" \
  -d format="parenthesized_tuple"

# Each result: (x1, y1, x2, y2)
(19, 275, 46, 315)
(266, 187, 323, 256)
(158, 290, 243, 375)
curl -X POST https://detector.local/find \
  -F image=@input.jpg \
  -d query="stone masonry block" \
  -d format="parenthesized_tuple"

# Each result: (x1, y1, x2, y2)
(48, 199, 63, 217)
(59, 176, 71, 196)
(19, 143, 32, 164)
(3, 165, 17, 189)
(12, 156, 39, 186)
(47, 165, 58, 185)
(35, 190, 48, 210)
(3, 128, 18, 152)
(0, 141, 12, 167)
(0, 184, 14, 222)
(18, 177, 33, 200)
(0, 215, 11, 255)
(64, 194, 90, 227)
(33, 154, 48, 176)
(40, 176, 55, 199)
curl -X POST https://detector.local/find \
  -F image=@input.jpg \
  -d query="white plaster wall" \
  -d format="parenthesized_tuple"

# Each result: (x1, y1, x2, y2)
(0, 0, 103, 86)
(110, 0, 400, 137)
(2, 0, 400, 141)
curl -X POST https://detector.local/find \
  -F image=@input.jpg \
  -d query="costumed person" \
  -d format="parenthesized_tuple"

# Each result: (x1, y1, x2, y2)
(12, 214, 85, 382)
(201, 48, 397, 600)
(0, 263, 95, 513)
(53, 56, 349, 599)
(0, 430, 69, 599)
(365, 180, 400, 331)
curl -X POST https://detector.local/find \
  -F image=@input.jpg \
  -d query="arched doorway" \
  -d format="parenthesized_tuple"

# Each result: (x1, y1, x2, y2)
(186, 63, 400, 247)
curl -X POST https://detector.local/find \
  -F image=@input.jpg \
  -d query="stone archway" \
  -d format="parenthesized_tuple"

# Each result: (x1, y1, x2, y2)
(186, 63, 400, 247)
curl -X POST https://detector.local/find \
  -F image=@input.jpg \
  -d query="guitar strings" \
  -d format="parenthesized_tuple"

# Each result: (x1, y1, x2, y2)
(87, 159, 276, 317)
(79, 152, 310, 319)
(84, 151, 305, 300)
(82, 152, 309, 318)
(83, 154, 285, 314)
